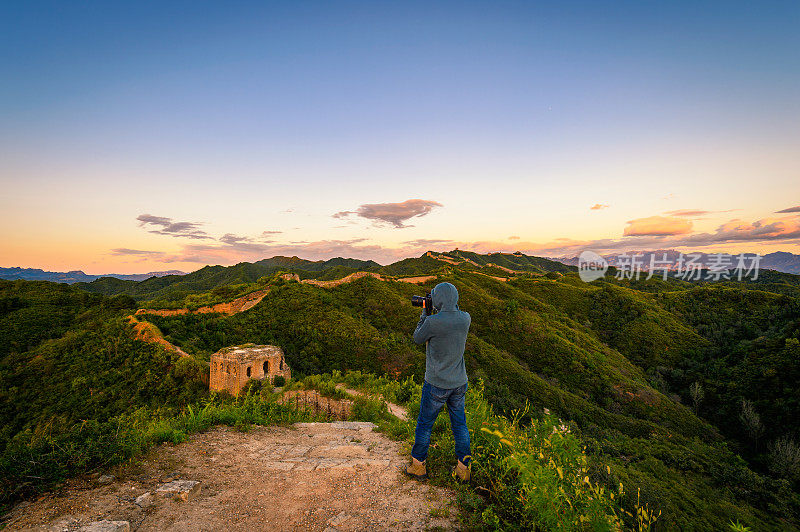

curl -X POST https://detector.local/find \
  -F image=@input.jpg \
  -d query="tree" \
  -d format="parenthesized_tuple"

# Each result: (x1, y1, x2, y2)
(768, 436, 800, 481)
(689, 381, 704, 414)
(739, 398, 764, 452)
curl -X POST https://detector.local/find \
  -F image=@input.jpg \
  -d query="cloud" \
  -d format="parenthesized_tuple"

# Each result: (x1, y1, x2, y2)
(334, 199, 443, 228)
(509, 214, 800, 257)
(122, 208, 800, 269)
(623, 216, 693, 236)
(157, 238, 401, 265)
(590, 204, 609, 210)
(110, 248, 165, 256)
(664, 208, 740, 218)
(664, 209, 711, 217)
(136, 215, 286, 246)
(776, 205, 800, 213)
(402, 238, 454, 248)
(136, 214, 211, 239)
(217, 233, 287, 254)
(219, 233, 250, 245)
(259, 230, 282, 242)
(681, 216, 800, 245)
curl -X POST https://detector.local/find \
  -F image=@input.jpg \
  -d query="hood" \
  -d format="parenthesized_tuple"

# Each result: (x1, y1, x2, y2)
(431, 282, 459, 311)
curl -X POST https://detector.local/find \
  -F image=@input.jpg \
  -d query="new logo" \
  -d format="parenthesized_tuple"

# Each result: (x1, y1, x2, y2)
(578, 250, 608, 282)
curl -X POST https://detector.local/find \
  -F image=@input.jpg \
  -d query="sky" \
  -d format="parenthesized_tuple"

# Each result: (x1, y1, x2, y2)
(1, 1, 799, 273)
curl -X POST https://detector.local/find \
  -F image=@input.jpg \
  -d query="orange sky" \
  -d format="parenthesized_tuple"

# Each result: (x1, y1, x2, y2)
(2, 3, 799, 273)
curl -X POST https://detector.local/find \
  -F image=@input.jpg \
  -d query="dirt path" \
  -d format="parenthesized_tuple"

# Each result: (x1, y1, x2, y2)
(5, 422, 459, 531)
(126, 315, 191, 359)
(336, 385, 409, 422)
(301, 272, 385, 287)
(126, 289, 272, 360)
(300, 272, 437, 288)
(485, 263, 518, 274)
(135, 289, 270, 317)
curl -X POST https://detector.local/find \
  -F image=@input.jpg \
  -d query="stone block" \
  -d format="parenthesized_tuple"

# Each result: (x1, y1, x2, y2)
(79, 521, 130, 532)
(156, 480, 201, 502)
(134, 492, 154, 508)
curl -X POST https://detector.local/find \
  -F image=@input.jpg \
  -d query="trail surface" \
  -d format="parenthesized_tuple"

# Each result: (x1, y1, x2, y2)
(5, 422, 459, 531)
(336, 384, 409, 422)
(135, 289, 270, 317)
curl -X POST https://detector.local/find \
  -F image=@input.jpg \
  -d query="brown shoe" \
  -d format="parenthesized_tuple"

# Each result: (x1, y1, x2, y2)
(404, 457, 428, 480)
(452, 458, 471, 483)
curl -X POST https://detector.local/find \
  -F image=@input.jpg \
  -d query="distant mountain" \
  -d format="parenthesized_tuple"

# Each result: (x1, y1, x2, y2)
(555, 250, 800, 274)
(761, 251, 800, 274)
(71, 256, 385, 302)
(0, 267, 186, 283)
(71, 251, 573, 303)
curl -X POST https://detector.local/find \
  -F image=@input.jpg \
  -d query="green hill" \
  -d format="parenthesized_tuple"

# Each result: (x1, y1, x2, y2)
(3, 253, 800, 529)
(74, 256, 381, 303)
(73, 251, 572, 304)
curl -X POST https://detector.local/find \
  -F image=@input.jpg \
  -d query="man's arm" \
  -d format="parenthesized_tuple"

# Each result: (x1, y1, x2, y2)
(413, 311, 433, 344)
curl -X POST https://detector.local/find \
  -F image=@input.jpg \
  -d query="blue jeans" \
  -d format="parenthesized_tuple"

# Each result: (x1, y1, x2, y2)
(411, 380, 471, 466)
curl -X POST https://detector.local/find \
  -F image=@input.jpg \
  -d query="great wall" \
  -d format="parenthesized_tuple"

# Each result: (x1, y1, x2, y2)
(124, 271, 448, 399)
(134, 289, 270, 317)
(124, 265, 522, 366)
(124, 264, 525, 369)
(280, 271, 437, 287)
(126, 273, 439, 361)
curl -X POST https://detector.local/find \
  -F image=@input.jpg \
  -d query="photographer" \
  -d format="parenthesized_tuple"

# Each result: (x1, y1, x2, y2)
(405, 282, 472, 482)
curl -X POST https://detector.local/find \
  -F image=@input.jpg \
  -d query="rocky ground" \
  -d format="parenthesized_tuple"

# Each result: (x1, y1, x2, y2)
(4, 422, 460, 531)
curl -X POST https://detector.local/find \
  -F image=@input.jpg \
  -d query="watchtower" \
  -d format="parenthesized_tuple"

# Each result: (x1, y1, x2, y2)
(209, 343, 291, 396)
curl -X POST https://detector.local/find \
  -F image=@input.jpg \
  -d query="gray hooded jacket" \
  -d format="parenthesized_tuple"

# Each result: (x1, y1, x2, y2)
(412, 282, 471, 389)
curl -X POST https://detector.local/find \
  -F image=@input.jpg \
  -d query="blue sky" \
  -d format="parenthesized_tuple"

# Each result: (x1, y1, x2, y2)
(1, 1, 799, 272)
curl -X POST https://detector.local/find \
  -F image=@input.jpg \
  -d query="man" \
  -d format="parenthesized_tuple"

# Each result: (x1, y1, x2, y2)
(405, 281, 472, 482)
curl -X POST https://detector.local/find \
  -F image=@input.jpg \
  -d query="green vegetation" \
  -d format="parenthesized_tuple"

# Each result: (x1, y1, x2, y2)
(0, 389, 326, 508)
(73, 256, 383, 305)
(2, 250, 800, 529)
(73, 251, 572, 305)
(304, 370, 657, 530)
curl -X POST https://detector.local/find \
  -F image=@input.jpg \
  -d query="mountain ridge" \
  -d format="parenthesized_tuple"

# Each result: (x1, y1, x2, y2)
(3, 259, 800, 528)
(0, 267, 186, 283)
(556, 249, 800, 274)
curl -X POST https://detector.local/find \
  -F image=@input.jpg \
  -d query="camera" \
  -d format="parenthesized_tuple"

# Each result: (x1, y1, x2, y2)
(411, 292, 433, 315)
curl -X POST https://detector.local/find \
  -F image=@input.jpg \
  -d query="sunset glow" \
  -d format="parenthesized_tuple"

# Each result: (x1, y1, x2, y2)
(2, 2, 798, 273)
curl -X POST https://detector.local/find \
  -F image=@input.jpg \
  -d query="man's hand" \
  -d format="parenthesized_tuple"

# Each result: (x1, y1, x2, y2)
(413, 307, 431, 344)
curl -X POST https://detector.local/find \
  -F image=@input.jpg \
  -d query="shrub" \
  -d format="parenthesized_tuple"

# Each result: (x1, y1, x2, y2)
(414, 379, 660, 531)
(768, 436, 800, 481)
(242, 378, 263, 395)
(350, 396, 390, 423)
(272, 375, 286, 387)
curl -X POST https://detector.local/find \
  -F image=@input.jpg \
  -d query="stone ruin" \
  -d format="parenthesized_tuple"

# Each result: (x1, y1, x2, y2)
(209, 343, 291, 396)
